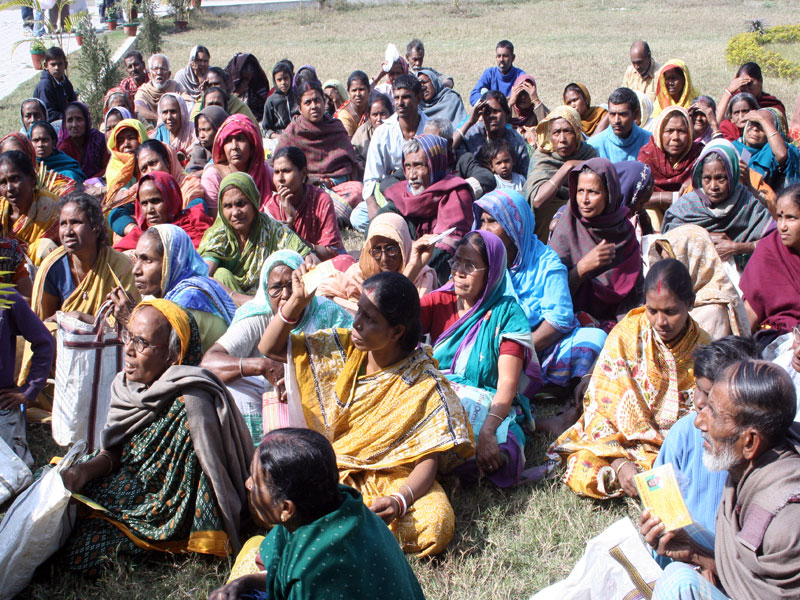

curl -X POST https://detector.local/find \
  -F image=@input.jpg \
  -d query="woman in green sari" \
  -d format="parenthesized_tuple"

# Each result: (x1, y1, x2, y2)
(197, 172, 310, 302)
(210, 428, 425, 600)
(60, 299, 254, 575)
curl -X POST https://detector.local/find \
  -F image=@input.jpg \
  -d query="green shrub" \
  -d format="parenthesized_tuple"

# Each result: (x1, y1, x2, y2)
(725, 24, 800, 80)
(138, 0, 162, 56)
(75, 27, 122, 124)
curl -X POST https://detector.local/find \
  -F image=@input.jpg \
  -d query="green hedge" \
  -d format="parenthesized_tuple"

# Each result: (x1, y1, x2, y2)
(725, 24, 800, 80)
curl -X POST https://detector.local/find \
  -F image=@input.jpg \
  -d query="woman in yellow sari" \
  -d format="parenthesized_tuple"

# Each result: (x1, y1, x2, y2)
(20, 193, 140, 419)
(259, 270, 473, 557)
(0, 149, 60, 266)
(103, 119, 150, 238)
(563, 83, 608, 137)
(549, 258, 709, 499)
(653, 59, 699, 117)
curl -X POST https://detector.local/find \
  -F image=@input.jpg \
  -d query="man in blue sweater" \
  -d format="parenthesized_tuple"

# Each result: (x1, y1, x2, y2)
(469, 40, 524, 106)
(586, 87, 651, 162)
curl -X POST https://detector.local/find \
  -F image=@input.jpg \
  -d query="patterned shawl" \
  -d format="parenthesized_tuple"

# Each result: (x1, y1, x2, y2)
(474, 189, 576, 331)
(0, 188, 60, 266)
(231, 249, 352, 332)
(549, 157, 643, 325)
(275, 114, 357, 179)
(653, 59, 699, 116)
(104, 119, 150, 211)
(212, 114, 272, 203)
(615, 160, 653, 209)
(153, 93, 197, 158)
(733, 107, 800, 189)
(197, 172, 309, 294)
(637, 105, 703, 191)
(662, 140, 774, 243)
(56, 101, 108, 179)
(113, 171, 212, 251)
(418, 68, 468, 126)
(150, 223, 237, 324)
(550, 306, 709, 498)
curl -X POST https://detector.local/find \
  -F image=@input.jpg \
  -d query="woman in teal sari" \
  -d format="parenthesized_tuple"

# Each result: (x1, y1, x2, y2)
(419, 230, 542, 486)
(29, 120, 86, 184)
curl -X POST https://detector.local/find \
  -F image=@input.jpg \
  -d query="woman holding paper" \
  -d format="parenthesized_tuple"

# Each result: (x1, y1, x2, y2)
(549, 259, 710, 499)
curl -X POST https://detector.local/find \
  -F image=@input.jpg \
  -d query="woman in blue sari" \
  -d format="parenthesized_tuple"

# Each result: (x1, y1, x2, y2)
(419, 230, 541, 487)
(29, 120, 86, 184)
(732, 107, 799, 192)
(109, 223, 237, 352)
(474, 190, 607, 393)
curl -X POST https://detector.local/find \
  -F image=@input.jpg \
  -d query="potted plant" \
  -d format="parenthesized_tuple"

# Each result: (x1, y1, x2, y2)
(71, 13, 91, 46)
(167, 0, 190, 30)
(106, 2, 119, 29)
(122, 21, 138, 35)
(30, 38, 46, 69)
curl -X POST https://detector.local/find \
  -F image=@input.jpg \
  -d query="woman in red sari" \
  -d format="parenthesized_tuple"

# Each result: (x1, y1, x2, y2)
(114, 170, 212, 251)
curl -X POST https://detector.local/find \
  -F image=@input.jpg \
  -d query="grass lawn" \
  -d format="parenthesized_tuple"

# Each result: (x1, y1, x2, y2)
(3, 0, 799, 597)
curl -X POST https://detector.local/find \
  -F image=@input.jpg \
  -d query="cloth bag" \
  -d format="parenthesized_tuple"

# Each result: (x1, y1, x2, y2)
(0, 440, 85, 600)
(0, 432, 33, 505)
(53, 302, 124, 451)
(530, 517, 663, 600)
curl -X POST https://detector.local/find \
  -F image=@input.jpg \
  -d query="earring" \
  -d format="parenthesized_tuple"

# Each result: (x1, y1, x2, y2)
(281, 514, 288, 522)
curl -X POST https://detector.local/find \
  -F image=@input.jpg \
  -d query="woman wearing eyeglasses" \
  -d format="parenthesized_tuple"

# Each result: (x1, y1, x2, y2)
(200, 250, 351, 443)
(318, 213, 438, 306)
(419, 230, 542, 487)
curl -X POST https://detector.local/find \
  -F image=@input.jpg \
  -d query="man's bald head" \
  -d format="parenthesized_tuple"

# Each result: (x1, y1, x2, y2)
(629, 41, 652, 78)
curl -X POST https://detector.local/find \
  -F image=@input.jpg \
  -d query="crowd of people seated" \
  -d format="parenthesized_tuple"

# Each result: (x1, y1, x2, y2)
(2, 33, 800, 599)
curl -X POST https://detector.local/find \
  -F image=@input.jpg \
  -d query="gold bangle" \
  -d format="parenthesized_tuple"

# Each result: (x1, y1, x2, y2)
(768, 131, 780, 139)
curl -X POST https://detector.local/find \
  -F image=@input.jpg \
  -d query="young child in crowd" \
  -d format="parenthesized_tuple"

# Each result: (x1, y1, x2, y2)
(261, 60, 296, 140)
(480, 139, 525, 191)
(33, 47, 77, 125)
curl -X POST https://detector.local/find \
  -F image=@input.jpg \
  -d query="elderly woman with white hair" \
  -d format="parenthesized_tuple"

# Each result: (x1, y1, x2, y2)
(175, 45, 211, 100)
(134, 54, 193, 125)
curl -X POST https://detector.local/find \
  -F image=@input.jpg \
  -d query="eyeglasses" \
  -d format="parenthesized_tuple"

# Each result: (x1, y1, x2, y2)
(267, 282, 293, 299)
(121, 328, 167, 354)
(369, 243, 401, 260)
(448, 258, 487, 276)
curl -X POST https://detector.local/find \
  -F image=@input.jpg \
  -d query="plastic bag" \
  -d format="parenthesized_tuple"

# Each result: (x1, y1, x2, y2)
(0, 440, 86, 600)
(0, 433, 33, 505)
(53, 302, 123, 450)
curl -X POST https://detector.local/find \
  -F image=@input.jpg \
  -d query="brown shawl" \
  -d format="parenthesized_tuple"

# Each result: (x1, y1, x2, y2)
(716, 425, 800, 598)
(275, 114, 357, 179)
(104, 365, 255, 552)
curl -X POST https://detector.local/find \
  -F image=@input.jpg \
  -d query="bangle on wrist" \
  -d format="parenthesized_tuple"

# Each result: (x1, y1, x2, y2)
(724, 88, 733, 96)
(239, 358, 244, 377)
(487, 410, 505, 422)
(768, 131, 780, 139)
(401, 483, 415, 504)
(98, 451, 114, 476)
(391, 492, 408, 517)
(278, 304, 299, 325)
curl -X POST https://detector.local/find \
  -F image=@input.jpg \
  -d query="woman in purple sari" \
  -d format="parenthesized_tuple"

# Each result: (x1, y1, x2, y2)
(549, 158, 644, 331)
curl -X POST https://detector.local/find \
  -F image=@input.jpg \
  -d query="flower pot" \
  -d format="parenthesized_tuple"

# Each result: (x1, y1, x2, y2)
(107, 19, 117, 30)
(174, 19, 188, 31)
(122, 23, 138, 36)
(31, 51, 45, 69)
(75, 34, 83, 46)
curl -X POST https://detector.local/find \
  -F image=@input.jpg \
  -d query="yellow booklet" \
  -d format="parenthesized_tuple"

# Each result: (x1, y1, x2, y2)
(301, 260, 337, 294)
(634, 463, 692, 532)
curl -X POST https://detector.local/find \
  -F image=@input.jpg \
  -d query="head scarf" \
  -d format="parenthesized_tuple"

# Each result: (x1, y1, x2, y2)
(130, 298, 191, 364)
(104, 119, 150, 210)
(29, 120, 86, 184)
(549, 158, 642, 324)
(638, 105, 703, 191)
(359, 212, 414, 279)
(535, 106, 582, 155)
(150, 223, 237, 323)
(292, 64, 318, 88)
(418, 69, 468, 126)
(19, 98, 47, 132)
(175, 47, 206, 97)
(565, 83, 607, 136)
(410, 134, 449, 185)
(734, 107, 800, 188)
(662, 139, 774, 244)
(231, 249, 352, 333)
(224, 53, 269, 116)
(0, 132, 36, 165)
(322, 79, 349, 104)
(614, 161, 653, 209)
(104, 106, 133, 132)
(103, 87, 134, 117)
(155, 93, 196, 156)
(114, 170, 212, 251)
(198, 172, 309, 293)
(212, 114, 271, 202)
(194, 105, 229, 140)
(474, 190, 574, 330)
(635, 91, 653, 128)
(508, 73, 537, 127)
(654, 59, 699, 115)
(56, 101, 107, 179)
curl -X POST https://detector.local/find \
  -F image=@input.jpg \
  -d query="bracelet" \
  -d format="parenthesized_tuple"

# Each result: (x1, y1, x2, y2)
(486, 410, 505, 422)
(239, 358, 244, 378)
(672, 191, 679, 202)
(402, 483, 415, 504)
(97, 451, 114, 477)
(278, 305, 299, 325)
(723, 88, 733, 96)
(391, 492, 408, 517)
(768, 131, 780, 139)
(545, 179, 558, 191)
